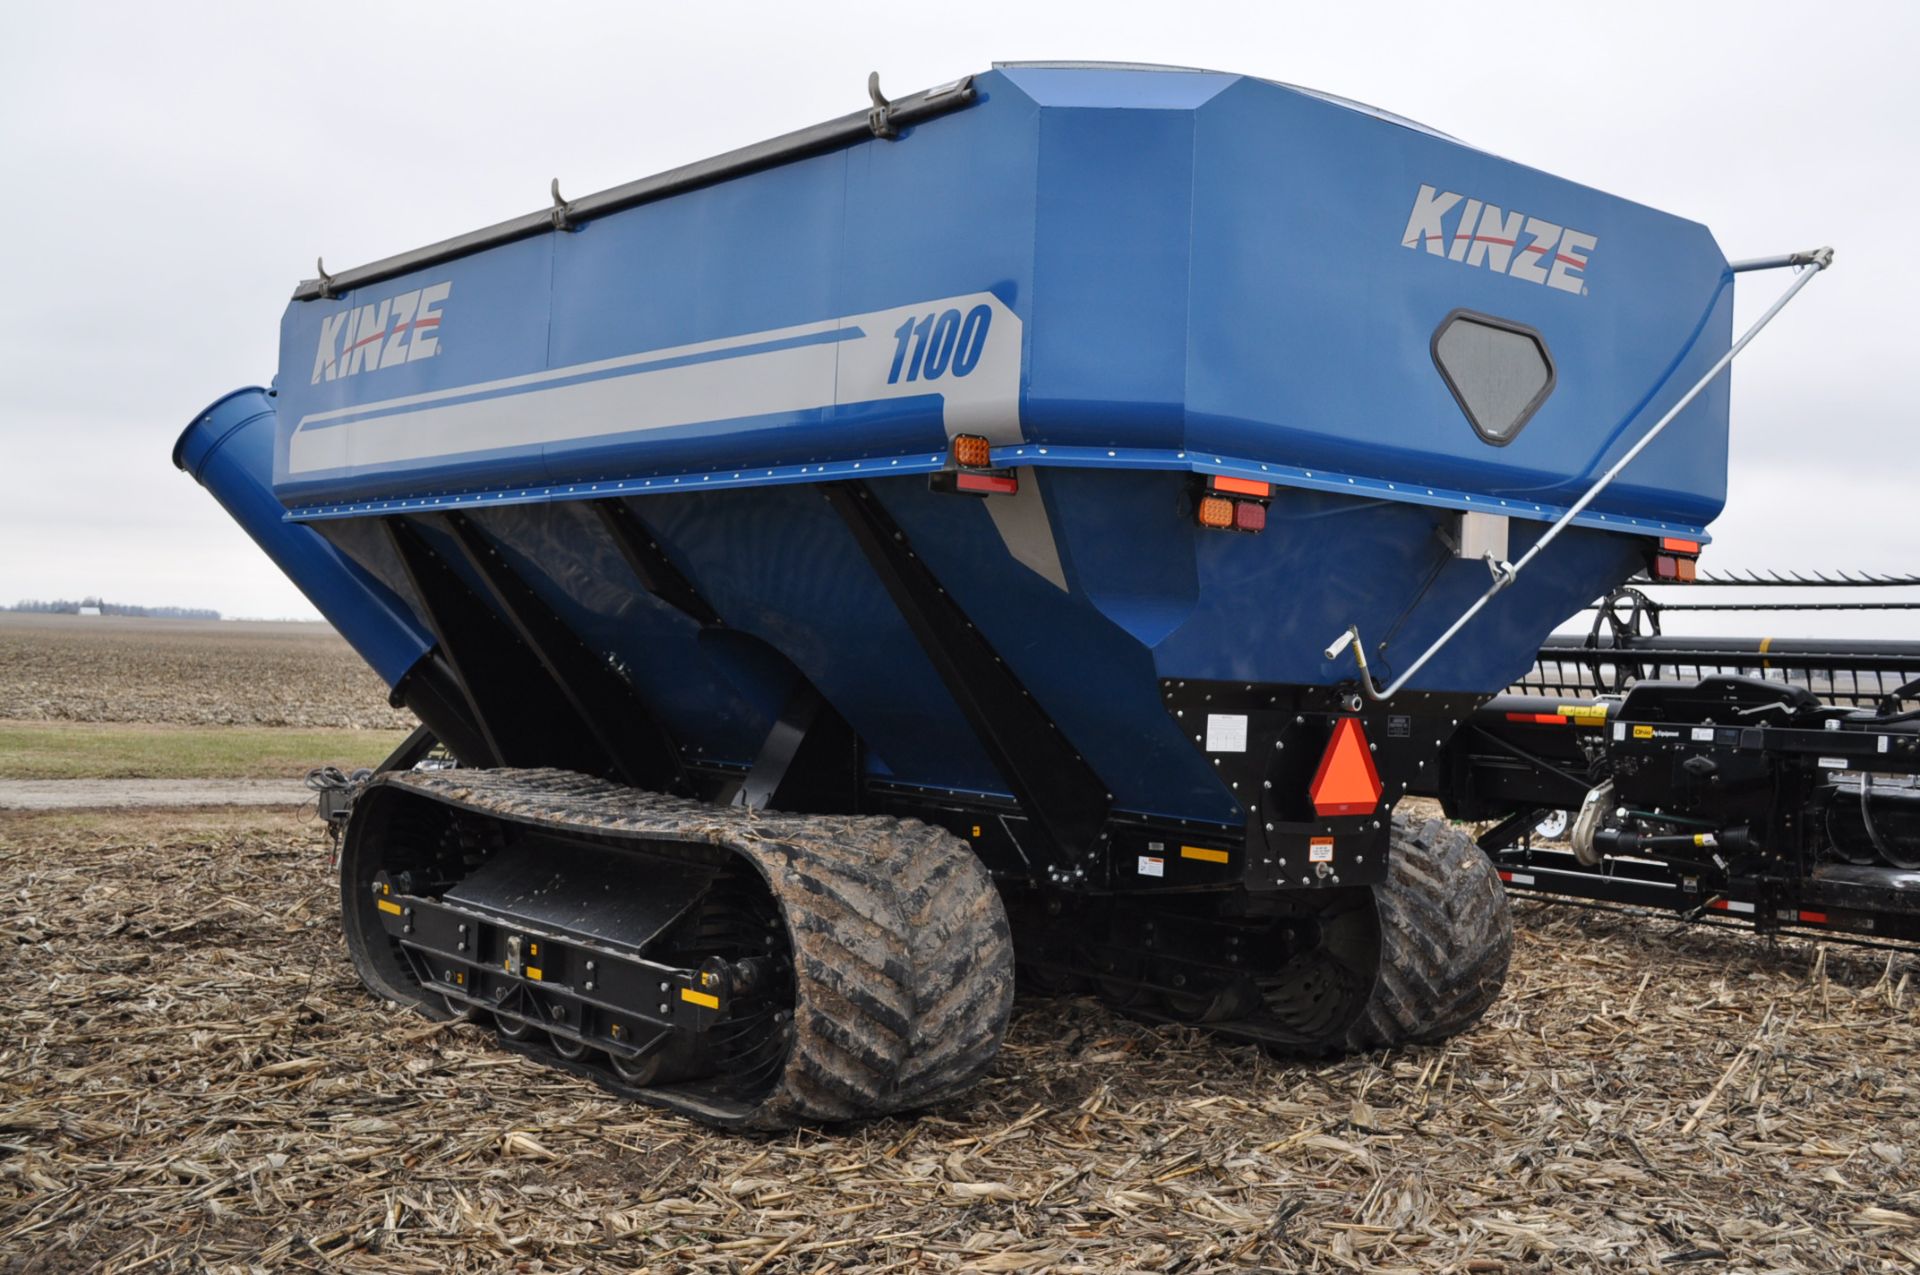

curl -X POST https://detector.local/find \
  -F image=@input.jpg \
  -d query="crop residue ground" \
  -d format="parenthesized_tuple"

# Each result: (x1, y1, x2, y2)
(0, 613, 409, 730)
(2, 806, 1916, 1273)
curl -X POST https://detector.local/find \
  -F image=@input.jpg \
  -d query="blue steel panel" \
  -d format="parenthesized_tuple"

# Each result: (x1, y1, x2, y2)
(997, 66, 1237, 110)
(174, 388, 431, 686)
(460, 501, 778, 766)
(1182, 77, 1732, 525)
(276, 237, 556, 501)
(269, 64, 1733, 536)
(632, 482, 1009, 795)
(994, 443, 1712, 540)
(837, 76, 1040, 321)
(538, 149, 852, 486)
(1026, 101, 1193, 450)
(209, 64, 1757, 817)
(1018, 463, 1639, 698)
(874, 474, 1237, 824)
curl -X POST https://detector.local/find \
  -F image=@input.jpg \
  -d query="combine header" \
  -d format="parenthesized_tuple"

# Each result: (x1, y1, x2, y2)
(1448, 574, 1920, 944)
(175, 63, 1827, 1127)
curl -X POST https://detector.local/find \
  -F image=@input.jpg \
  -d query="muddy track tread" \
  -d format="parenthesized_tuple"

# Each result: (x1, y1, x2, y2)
(1345, 814, 1512, 1050)
(889, 822, 1016, 1108)
(373, 768, 1011, 1128)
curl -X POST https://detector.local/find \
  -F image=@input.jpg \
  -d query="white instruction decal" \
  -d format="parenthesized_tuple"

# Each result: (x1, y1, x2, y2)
(1137, 855, 1165, 878)
(1206, 713, 1248, 753)
(1691, 727, 1714, 742)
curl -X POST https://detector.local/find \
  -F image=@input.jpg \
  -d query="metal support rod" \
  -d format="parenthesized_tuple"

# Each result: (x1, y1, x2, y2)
(1326, 246, 1833, 702)
(1730, 248, 1833, 273)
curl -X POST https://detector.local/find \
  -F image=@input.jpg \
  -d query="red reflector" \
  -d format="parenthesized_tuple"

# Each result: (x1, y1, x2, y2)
(955, 471, 1017, 495)
(1505, 712, 1569, 725)
(1211, 475, 1273, 498)
(1660, 537, 1701, 554)
(1233, 499, 1266, 532)
(1798, 910, 1828, 924)
(1307, 718, 1384, 817)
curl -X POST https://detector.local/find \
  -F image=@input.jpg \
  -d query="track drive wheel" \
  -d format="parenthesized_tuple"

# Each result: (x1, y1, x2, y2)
(748, 815, 1017, 1125)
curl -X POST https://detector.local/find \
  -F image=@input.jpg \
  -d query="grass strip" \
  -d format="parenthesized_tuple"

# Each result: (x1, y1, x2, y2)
(0, 719, 411, 780)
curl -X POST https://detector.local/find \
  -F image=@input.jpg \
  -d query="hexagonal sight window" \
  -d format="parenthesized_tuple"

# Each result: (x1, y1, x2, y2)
(1431, 311, 1555, 446)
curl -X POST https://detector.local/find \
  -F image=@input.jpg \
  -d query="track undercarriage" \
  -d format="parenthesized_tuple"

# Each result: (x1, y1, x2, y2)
(342, 769, 1511, 1128)
(342, 769, 1016, 1128)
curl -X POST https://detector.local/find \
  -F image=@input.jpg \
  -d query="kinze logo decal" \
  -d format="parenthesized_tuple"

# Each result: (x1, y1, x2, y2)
(1401, 185, 1596, 294)
(311, 281, 452, 383)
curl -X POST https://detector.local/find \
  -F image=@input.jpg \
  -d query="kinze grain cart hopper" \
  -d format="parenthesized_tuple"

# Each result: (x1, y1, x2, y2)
(175, 64, 1828, 1128)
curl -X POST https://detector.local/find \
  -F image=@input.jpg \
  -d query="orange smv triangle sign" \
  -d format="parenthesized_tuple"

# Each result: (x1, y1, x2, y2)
(1308, 717, 1384, 817)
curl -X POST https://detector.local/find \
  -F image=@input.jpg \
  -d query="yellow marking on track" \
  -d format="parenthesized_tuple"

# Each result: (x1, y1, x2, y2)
(680, 987, 721, 1010)
(1180, 845, 1230, 864)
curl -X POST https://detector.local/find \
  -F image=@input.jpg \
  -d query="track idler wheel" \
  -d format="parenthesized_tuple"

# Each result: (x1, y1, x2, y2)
(1071, 814, 1510, 1056)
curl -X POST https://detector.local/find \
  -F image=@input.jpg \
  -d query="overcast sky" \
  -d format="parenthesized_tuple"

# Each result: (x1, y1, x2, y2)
(3, 1, 1914, 636)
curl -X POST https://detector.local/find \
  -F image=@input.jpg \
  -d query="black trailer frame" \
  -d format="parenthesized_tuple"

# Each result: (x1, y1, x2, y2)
(1446, 575, 1920, 948)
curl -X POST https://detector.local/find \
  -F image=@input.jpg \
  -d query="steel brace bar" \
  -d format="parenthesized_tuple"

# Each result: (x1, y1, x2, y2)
(1326, 246, 1834, 702)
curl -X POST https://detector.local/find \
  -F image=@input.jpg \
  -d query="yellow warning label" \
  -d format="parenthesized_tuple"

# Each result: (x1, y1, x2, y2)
(376, 899, 403, 916)
(1180, 845, 1230, 864)
(680, 987, 721, 1010)
(1632, 725, 1655, 739)
(1559, 704, 1609, 724)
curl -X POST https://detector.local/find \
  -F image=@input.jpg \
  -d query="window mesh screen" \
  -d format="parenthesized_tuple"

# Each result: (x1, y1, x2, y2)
(1432, 313, 1554, 445)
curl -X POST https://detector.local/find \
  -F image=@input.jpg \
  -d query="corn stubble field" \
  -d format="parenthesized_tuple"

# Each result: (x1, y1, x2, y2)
(0, 613, 408, 730)
(2, 619, 1918, 1273)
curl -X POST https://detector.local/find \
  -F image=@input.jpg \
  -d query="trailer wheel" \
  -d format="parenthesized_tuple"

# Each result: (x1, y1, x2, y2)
(1346, 814, 1511, 1049)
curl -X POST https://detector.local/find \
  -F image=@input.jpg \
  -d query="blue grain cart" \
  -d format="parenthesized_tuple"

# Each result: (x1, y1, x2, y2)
(176, 64, 1824, 1127)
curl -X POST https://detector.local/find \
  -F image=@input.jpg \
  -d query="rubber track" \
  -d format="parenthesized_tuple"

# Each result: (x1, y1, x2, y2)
(1345, 814, 1512, 1049)
(375, 768, 1014, 1129)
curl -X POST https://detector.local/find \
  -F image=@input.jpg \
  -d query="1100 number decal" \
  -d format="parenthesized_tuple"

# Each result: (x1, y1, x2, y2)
(887, 304, 993, 384)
